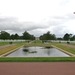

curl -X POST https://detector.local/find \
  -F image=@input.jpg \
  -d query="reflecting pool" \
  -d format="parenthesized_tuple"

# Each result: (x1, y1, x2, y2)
(6, 46, 70, 57)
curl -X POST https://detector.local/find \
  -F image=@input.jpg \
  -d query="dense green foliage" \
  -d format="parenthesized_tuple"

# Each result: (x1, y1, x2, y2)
(0, 31, 35, 40)
(0, 31, 10, 40)
(22, 31, 35, 40)
(10, 33, 20, 40)
(63, 33, 71, 41)
(1, 30, 75, 41)
(63, 33, 75, 41)
(40, 31, 56, 40)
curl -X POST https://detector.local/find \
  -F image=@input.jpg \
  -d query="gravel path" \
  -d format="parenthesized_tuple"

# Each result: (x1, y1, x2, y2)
(62, 44, 75, 48)
(0, 62, 75, 75)
(0, 44, 14, 49)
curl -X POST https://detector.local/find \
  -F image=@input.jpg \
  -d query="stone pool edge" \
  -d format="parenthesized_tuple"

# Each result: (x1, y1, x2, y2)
(1, 45, 74, 57)
(51, 45, 75, 57)
(0, 45, 24, 57)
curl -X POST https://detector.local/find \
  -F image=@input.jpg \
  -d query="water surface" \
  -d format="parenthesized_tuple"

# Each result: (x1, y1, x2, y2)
(6, 46, 69, 57)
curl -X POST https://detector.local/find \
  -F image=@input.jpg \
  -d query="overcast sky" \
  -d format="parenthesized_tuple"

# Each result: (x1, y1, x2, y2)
(0, 0, 75, 37)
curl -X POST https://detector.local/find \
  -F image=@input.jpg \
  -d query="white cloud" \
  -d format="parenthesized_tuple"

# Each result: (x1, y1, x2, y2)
(0, 0, 75, 37)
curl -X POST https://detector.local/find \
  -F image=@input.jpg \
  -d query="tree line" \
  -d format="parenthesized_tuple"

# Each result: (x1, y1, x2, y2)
(39, 31, 75, 41)
(0, 31, 35, 40)
(0, 31, 75, 41)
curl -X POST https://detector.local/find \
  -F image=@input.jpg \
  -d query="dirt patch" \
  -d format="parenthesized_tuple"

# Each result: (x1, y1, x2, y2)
(0, 62, 75, 75)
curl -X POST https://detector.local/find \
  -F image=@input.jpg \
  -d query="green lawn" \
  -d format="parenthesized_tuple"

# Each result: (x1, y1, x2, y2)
(52, 43, 75, 54)
(70, 42, 75, 46)
(0, 42, 26, 55)
(0, 40, 75, 62)
(32, 40, 42, 43)
(0, 57, 75, 62)
(0, 42, 9, 46)
(0, 44, 23, 55)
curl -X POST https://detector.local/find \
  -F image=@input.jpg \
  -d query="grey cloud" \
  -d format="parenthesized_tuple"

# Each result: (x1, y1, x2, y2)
(66, 14, 75, 20)
(40, 13, 75, 37)
(29, 29, 47, 37)
(51, 25, 66, 37)
(0, 13, 75, 37)
(20, 22, 49, 31)
(53, 14, 75, 20)
(0, 17, 50, 35)
(43, 13, 75, 27)
(49, 24, 74, 37)
(59, 0, 70, 6)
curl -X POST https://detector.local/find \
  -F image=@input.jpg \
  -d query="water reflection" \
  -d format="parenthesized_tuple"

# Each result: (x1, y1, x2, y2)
(47, 49, 50, 55)
(23, 46, 37, 54)
(23, 49, 29, 52)
(44, 46, 53, 55)
(45, 46, 53, 49)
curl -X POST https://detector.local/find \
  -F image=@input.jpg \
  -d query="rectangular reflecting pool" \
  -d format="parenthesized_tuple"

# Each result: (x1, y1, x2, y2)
(6, 46, 70, 57)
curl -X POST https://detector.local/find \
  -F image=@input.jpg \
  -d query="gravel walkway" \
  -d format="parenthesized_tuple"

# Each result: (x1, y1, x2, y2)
(0, 44, 14, 49)
(62, 44, 75, 48)
(0, 62, 75, 75)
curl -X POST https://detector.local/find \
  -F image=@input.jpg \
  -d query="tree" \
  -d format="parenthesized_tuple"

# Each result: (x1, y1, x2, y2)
(10, 34, 15, 40)
(22, 31, 35, 40)
(22, 31, 30, 40)
(63, 33, 72, 41)
(30, 35, 35, 40)
(57, 37, 63, 40)
(0, 31, 10, 40)
(39, 31, 56, 40)
(51, 34, 56, 40)
(10, 33, 19, 40)
(63, 33, 70, 41)
(70, 35, 75, 41)
(14, 33, 19, 39)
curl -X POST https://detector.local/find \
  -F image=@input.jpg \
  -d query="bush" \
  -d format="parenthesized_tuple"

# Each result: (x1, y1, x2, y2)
(9, 42, 13, 44)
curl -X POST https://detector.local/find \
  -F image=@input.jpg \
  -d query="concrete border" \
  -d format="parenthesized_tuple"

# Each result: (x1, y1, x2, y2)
(0, 44, 75, 57)
(51, 45, 75, 56)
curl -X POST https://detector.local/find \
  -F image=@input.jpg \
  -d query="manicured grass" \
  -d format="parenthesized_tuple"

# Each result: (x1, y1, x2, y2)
(0, 41, 75, 62)
(70, 42, 75, 46)
(52, 43, 75, 54)
(0, 41, 31, 56)
(0, 57, 75, 62)
(0, 44, 24, 55)
(33, 40, 42, 43)
(0, 41, 29, 55)
(0, 42, 9, 46)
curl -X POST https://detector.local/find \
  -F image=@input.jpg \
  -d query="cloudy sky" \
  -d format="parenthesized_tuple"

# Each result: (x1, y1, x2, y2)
(0, 0, 75, 37)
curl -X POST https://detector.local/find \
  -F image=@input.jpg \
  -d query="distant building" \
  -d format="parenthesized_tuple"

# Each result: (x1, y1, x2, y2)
(35, 37, 39, 40)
